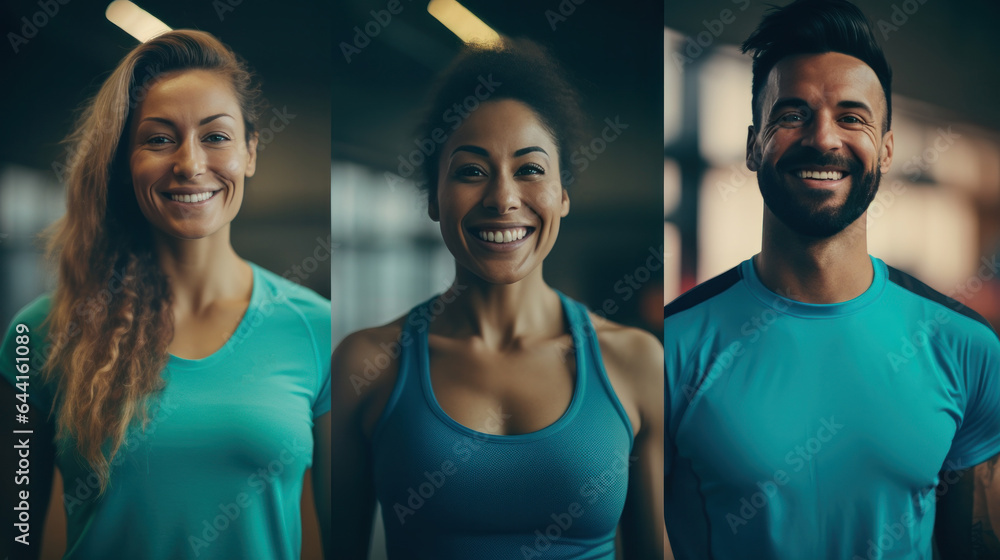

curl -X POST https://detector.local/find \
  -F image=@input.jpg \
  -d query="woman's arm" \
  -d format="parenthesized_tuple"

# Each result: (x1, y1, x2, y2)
(597, 321, 665, 559)
(1, 379, 57, 560)
(331, 326, 402, 560)
(616, 329, 665, 559)
(312, 413, 332, 559)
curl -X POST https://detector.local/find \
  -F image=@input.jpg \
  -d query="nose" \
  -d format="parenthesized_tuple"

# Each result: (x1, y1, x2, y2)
(482, 173, 520, 214)
(172, 138, 207, 180)
(800, 111, 843, 153)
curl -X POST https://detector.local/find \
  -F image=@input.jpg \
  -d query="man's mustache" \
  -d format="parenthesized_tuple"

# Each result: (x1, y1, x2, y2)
(775, 148, 863, 176)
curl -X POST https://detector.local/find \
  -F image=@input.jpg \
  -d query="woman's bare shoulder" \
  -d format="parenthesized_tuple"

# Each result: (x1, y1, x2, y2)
(590, 312, 663, 381)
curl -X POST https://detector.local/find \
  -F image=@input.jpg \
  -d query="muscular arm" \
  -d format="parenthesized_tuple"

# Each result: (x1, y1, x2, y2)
(600, 324, 665, 559)
(1, 379, 57, 560)
(935, 454, 1000, 559)
(330, 326, 401, 560)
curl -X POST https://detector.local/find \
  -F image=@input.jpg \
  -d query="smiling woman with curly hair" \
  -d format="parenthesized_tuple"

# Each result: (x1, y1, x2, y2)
(332, 39, 664, 560)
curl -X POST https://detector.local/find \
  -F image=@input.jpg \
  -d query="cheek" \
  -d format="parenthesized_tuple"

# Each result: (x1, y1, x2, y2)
(217, 151, 247, 177)
(760, 128, 788, 156)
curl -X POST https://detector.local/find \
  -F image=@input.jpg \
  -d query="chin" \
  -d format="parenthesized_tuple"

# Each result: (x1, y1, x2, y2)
(463, 262, 531, 285)
(157, 222, 223, 241)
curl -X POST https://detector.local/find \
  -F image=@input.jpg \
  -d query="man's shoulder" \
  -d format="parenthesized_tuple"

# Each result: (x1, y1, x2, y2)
(882, 261, 997, 341)
(664, 263, 744, 321)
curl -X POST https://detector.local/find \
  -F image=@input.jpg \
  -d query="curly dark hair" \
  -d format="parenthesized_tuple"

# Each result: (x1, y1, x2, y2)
(415, 38, 586, 202)
(741, 0, 893, 131)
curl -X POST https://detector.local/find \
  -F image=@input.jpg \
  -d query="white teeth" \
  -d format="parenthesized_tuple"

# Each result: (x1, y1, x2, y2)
(477, 227, 528, 244)
(168, 191, 215, 203)
(798, 170, 843, 180)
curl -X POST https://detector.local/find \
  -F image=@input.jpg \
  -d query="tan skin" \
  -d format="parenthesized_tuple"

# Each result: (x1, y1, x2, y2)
(6, 69, 331, 558)
(332, 99, 664, 559)
(745, 52, 999, 558)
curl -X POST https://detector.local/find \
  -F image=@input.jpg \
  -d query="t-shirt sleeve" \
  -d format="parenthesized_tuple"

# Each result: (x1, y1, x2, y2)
(663, 317, 692, 477)
(311, 300, 332, 419)
(313, 363, 331, 418)
(945, 322, 1000, 470)
(0, 295, 56, 415)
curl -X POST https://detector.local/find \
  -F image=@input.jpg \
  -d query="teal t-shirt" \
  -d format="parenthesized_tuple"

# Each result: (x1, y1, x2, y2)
(1, 262, 331, 559)
(664, 256, 1000, 559)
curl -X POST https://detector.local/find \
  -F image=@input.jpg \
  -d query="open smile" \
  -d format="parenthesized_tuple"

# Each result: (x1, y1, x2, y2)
(789, 167, 850, 189)
(466, 225, 536, 251)
(159, 190, 221, 204)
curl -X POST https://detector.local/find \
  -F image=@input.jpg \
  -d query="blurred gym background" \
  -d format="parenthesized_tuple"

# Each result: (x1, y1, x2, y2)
(664, 0, 1000, 331)
(0, 1, 331, 557)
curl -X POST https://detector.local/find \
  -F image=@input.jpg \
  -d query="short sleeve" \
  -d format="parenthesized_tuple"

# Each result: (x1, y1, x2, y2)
(0, 295, 56, 415)
(313, 362, 331, 418)
(663, 316, 693, 477)
(310, 300, 332, 419)
(945, 323, 1000, 470)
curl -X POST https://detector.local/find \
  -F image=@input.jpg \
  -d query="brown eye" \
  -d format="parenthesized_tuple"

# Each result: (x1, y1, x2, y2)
(455, 165, 486, 178)
(515, 163, 544, 176)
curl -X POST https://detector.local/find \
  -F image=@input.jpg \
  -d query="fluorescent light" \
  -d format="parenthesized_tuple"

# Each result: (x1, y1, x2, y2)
(427, 0, 501, 45)
(106, 1, 171, 42)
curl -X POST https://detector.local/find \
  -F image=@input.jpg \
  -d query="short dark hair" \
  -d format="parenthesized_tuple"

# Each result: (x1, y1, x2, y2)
(741, 0, 892, 131)
(416, 38, 586, 201)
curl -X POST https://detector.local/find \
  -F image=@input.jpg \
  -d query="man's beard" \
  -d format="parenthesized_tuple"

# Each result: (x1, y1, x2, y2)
(757, 147, 880, 238)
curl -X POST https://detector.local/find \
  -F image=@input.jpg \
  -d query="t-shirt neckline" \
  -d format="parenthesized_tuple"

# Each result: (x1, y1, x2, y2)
(166, 262, 260, 370)
(740, 254, 886, 318)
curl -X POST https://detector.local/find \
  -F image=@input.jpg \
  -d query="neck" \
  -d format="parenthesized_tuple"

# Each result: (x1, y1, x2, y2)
(757, 209, 873, 304)
(436, 263, 563, 349)
(153, 226, 250, 312)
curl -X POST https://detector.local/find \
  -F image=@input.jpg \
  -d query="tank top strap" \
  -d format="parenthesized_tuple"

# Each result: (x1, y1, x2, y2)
(555, 290, 636, 452)
(371, 296, 435, 445)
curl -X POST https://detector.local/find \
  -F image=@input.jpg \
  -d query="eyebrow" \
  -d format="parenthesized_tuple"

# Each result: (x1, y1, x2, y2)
(449, 145, 550, 158)
(514, 146, 548, 157)
(139, 113, 235, 126)
(769, 97, 874, 117)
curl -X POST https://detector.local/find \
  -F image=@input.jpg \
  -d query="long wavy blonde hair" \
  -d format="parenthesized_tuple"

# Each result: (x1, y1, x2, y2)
(43, 30, 262, 491)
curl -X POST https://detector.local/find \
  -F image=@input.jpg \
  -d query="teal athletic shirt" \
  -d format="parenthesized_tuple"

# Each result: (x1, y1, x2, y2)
(664, 255, 1000, 559)
(0, 262, 331, 559)
(372, 291, 634, 560)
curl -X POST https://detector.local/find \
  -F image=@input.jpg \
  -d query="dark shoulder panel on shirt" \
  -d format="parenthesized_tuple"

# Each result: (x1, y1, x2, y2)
(886, 264, 997, 339)
(664, 265, 741, 320)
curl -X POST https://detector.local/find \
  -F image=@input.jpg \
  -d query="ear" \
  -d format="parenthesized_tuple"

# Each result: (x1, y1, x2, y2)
(560, 188, 570, 218)
(245, 131, 259, 178)
(746, 126, 761, 172)
(428, 193, 440, 222)
(879, 129, 894, 174)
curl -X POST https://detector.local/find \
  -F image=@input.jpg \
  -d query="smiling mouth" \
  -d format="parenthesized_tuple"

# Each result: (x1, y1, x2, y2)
(795, 169, 846, 181)
(161, 190, 220, 203)
(471, 226, 533, 244)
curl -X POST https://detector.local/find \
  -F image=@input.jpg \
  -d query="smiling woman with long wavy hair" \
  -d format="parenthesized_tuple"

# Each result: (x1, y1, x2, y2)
(0, 30, 331, 559)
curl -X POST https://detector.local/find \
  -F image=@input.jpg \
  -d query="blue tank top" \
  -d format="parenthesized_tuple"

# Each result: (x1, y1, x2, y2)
(372, 291, 634, 559)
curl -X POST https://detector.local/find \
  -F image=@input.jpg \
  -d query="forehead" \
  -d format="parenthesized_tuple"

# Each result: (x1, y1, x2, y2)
(443, 98, 558, 155)
(135, 69, 241, 119)
(761, 52, 885, 116)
